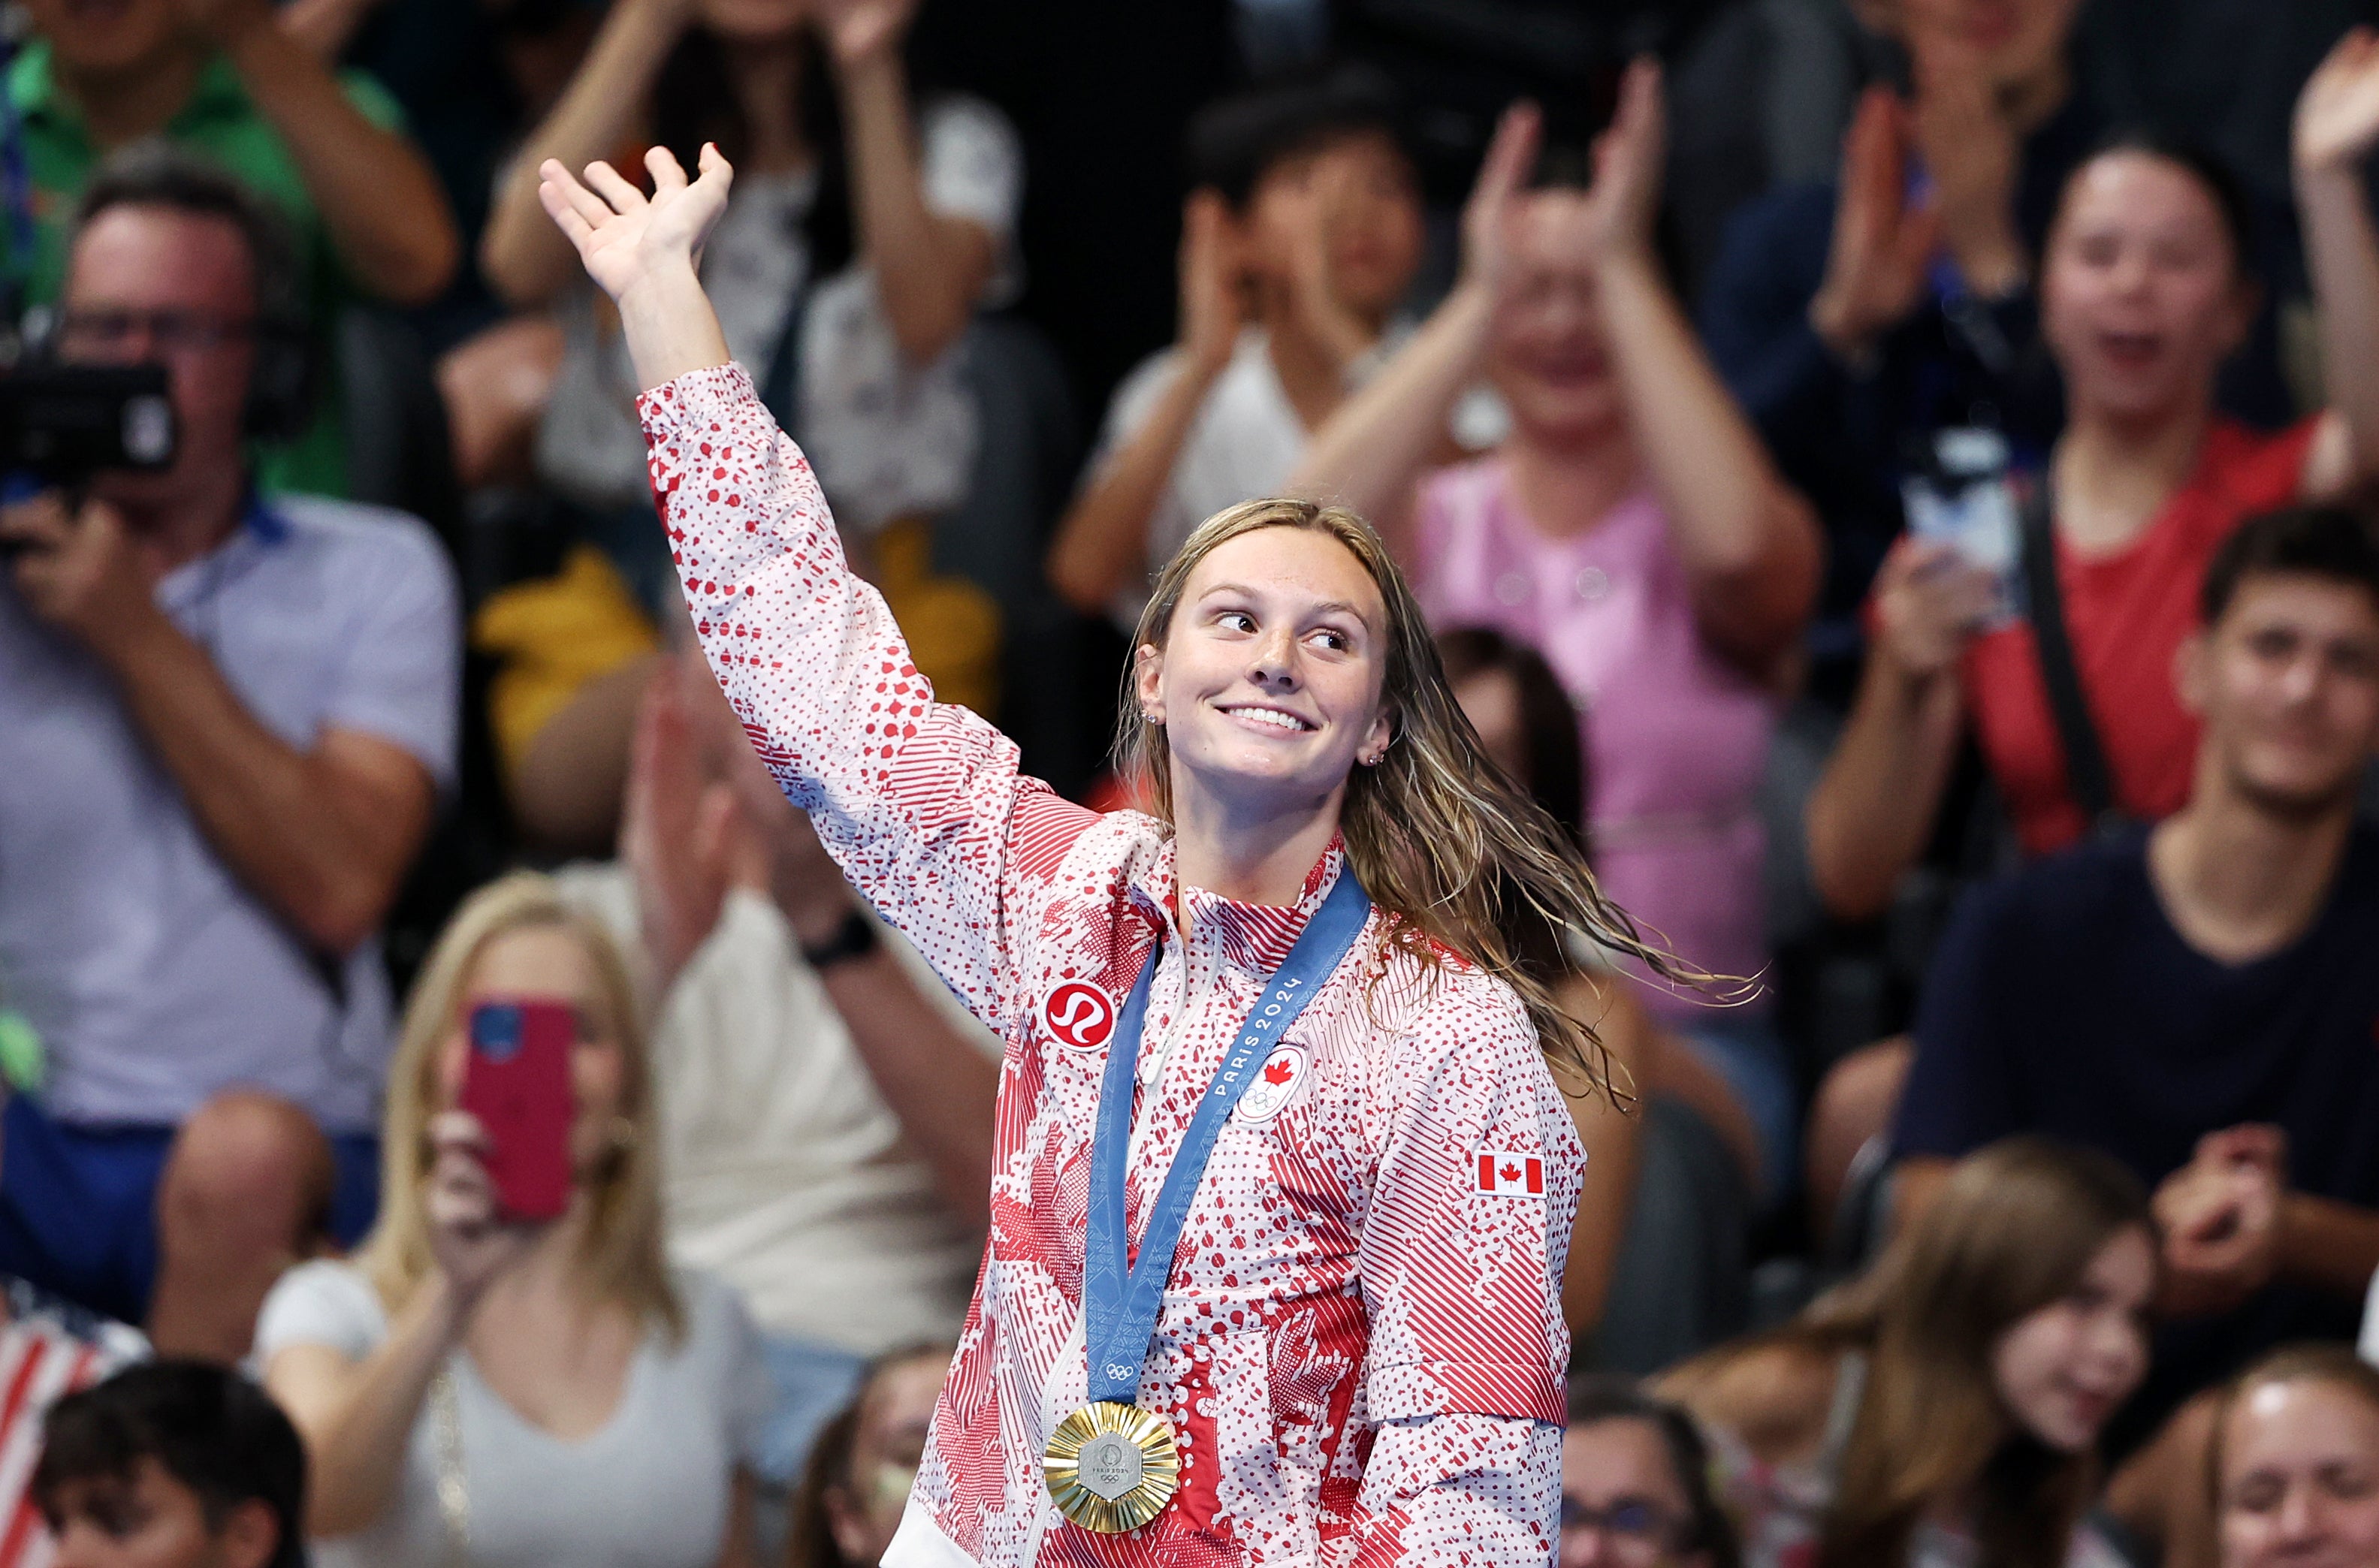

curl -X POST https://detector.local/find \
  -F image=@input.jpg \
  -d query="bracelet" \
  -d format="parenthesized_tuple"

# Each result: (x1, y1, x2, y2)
(800, 907, 879, 971)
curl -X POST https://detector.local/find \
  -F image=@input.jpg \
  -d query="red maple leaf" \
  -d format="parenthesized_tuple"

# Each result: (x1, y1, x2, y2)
(1500, 1162, 1522, 1184)
(1263, 1059, 1295, 1085)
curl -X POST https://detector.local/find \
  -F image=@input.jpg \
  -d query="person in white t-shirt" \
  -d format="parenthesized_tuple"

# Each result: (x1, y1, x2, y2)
(552, 629, 1001, 1484)
(482, 0, 1023, 606)
(258, 872, 771, 1568)
(1048, 64, 1490, 631)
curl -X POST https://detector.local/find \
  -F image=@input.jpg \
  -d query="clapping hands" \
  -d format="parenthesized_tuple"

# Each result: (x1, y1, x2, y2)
(2154, 1125, 2287, 1319)
(2297, 26, 2379, 178)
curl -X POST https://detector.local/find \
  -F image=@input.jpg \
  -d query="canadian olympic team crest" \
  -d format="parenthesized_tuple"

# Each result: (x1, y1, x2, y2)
(1042, 979, 1118, 1050)
(1233, 1045, 1307, 1123)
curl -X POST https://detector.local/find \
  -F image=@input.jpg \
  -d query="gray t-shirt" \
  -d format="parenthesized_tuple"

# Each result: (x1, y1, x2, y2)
(0, 496, 459, 1130)
(256, 1259, 768, 1568)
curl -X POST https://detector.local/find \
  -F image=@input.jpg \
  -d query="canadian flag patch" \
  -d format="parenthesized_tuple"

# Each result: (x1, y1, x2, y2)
(1234, 1045, 1306, 1123)
(1476, 1151, 1546, 1198)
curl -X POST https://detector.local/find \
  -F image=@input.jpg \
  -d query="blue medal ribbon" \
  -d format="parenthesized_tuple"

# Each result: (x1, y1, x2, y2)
(1082, 869, 1372, 1404)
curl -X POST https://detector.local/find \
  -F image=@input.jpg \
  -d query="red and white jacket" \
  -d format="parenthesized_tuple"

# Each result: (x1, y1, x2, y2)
(644, 365, 1583, 1568)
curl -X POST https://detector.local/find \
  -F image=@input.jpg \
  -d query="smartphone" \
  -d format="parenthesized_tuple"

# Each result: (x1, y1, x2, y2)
(1902, 426, 2023, 626)
(460, 999, 575, 1223)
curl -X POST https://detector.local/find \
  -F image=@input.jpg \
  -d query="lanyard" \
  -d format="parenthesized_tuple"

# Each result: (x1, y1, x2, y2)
(1082, 870, 1371, 1404)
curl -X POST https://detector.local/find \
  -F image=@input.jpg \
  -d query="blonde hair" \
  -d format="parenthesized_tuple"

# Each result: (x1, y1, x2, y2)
(1119, 497, 1719, 1101)
(355, 871, 681, 1339)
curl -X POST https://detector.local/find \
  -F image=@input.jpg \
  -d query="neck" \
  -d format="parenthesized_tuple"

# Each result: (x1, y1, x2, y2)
(1998, 57, 2073, 139)
(1167, 768, 1345, 911)
(116, 463, 249, 577)
(2051, 401, 2208, 556)
(2148, 773, 2356, 964)
(726, 41, 808, 174)
(56, 44, 208, 149)
(1502, 426, 1638, 538)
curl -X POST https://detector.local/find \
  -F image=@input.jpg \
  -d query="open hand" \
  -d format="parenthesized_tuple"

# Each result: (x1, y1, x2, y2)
(1907, 23, 2024, 296)
(812, 0, 917, 69)
(539, 143, 732, 307)
(1459, 101, 1543, 302)
(1176, 190, 1247, 374)
(620, 670, 756, 992)
(1810, 88, 1940, 363)
(2296, 26, 2379, 177)
(1577, 58, 1665, 270)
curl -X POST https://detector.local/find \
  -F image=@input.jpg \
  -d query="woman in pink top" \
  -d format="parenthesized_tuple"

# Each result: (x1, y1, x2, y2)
(1292, 63, 1820, 1196)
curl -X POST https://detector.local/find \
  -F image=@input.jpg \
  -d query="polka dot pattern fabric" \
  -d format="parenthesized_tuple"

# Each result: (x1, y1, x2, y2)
(642, 365, 1578, 1567)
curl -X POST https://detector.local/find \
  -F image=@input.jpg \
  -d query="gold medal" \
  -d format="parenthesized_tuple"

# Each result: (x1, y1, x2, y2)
(1042, 1401, 1179, 1533)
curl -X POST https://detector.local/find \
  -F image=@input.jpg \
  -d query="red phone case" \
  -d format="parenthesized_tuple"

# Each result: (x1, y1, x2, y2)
(460, 999, 575, 1223)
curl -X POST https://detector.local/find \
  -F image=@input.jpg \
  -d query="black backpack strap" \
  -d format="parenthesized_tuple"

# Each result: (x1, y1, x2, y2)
(2018, 478, 2123, 830)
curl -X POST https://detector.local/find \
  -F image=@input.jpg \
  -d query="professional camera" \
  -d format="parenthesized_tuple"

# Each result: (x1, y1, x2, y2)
(0, 362, 175, 481)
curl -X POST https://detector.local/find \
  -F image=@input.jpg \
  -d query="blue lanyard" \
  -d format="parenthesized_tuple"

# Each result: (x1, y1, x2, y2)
(1082, 870, 1372, 1404)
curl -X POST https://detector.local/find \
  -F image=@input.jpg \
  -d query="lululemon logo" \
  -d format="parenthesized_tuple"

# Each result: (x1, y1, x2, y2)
(1043, 981, 1117, 1050)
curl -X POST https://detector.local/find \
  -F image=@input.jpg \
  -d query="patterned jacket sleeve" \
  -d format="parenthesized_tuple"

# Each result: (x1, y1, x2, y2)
(639, 363, 1091, 1033)
(1345, 975, 1580, 1564)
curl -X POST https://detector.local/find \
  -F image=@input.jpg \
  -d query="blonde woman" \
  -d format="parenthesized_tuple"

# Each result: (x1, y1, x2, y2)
(535, 135, 1704, 1568)
(255, 873, 766, 1568)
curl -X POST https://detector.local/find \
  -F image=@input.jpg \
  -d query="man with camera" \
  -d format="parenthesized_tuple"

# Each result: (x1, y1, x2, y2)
(0, 148, 457, 1362)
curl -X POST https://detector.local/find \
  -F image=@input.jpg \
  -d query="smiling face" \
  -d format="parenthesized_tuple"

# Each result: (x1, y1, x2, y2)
(1137, 524, 1393, 828)
(2042, 150, 2254, 430)
(2183, 573, 2379, 819)
(1488, 191, 1625, 448)
(1988, 1224, 2155, 1452)
(1889, 0, 2082, 93)
(2221, 1378, 2379, 1568)
(435, 924, 632, 1184)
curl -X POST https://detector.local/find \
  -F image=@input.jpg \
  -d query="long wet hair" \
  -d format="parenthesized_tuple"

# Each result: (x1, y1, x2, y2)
(1117, 497, 1719, 1102)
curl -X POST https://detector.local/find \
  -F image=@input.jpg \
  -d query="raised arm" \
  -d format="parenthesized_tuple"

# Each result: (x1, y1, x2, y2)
(540, 146, 1088, 1031)
(1804, 538, 1995, 921)
(1577, 62, 1820, 674)
(201, 1, 457, 303)
(817, 0, 998, 366)
(1046, 191, 1244, 614)
(483, 0, 691, 309)
(2294, 27, 2379, 502)
(1286, 104, 1539, 555)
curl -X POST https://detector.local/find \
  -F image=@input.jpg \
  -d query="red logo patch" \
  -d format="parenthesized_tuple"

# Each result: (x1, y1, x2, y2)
(1041, 981, 1117, 1050)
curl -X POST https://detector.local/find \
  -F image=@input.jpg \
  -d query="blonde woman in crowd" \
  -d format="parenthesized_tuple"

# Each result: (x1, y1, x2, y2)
(256, 874, 766, 1567)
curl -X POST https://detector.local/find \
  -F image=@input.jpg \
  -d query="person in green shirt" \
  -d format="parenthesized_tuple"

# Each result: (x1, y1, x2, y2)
(8, 0, 459, 495)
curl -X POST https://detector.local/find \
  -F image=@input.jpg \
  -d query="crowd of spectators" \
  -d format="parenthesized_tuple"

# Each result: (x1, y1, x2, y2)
(8, 0, 2379, 1563)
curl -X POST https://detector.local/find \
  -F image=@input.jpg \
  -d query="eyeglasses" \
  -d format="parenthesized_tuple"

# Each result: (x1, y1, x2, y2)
(56, 308, 258, 355)
(1559, 1494, 1688, 1558)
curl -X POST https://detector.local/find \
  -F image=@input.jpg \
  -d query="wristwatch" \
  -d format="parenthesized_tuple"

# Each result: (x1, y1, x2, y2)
(799, 907, 880, 971)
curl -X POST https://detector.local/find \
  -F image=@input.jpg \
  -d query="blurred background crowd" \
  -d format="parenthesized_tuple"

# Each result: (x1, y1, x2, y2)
(9, 0, 2379, 1563)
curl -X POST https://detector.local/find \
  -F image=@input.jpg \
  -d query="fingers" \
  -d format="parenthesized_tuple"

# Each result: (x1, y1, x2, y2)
(692, 141, 734, 201)
(0, 492, 69, 550)
(1472, 101, 1543, 214)
(581, 158, 649, 215)
(645, 143, 689, 194)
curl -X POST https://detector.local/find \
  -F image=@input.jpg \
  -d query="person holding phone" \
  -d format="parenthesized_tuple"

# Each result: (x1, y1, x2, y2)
(1804, 31, 2379, 932)
(253, 873, 766, 1568)
(533, 119, 1696, 1563)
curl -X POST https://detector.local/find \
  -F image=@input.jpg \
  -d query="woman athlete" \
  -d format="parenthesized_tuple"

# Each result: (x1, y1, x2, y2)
(539, 131, 1689, 1568)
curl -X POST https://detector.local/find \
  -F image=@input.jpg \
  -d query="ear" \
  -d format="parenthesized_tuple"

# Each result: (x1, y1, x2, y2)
(1134, 643, 1164, 723)
(217, 1499, 279, 1568)
(1360, 701, 1394, 766)
(2175, 626, 2212, 716)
